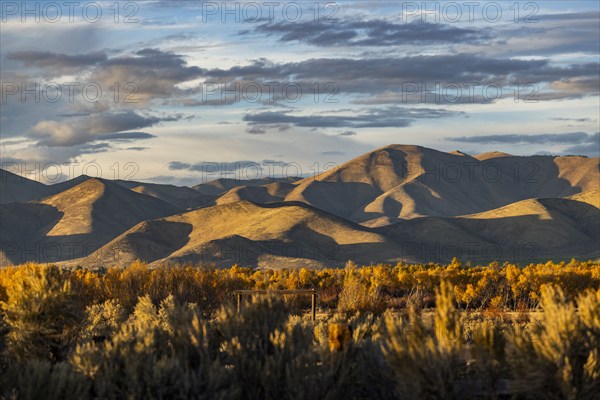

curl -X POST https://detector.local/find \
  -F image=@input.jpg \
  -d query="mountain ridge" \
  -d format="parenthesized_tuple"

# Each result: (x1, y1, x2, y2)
(1, 144, 598, 267)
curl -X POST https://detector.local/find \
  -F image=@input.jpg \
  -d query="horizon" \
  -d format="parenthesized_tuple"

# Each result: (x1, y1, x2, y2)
(2, 143, 596, 185)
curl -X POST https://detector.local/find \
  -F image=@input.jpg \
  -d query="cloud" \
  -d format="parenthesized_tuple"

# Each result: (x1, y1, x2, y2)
(338, 131, 357, 136)
(539, 11, 600, 22)
(0, 139, 31, 146)
(203, 55, 556, 84)
(447, 132, 599, 157)
(168, 159, 290, 173)
(90, 49, 204, 104)
(5, 141, 112, 166)
(448, 132, 595, 145)
(551, 117, 594, 123)
(484, 11, 600, 57)
(246, 126, 266, 135)
(8, 48, 204, 103)
(244, 107, 462, 129)
(563, 138, 600, 157)
(29, 111, 175, 146)
(2, 48, 199, 160)
(250, 19, 490, 47)
(98, 131, 156, 141)
(200, 54, 599, 101)
(7, 51, 107, 74)
(125, 147, 149, 151)
(321, 151, 345, 155)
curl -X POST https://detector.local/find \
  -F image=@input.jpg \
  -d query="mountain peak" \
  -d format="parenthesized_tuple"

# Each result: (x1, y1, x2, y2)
(474, 151, 513, 160)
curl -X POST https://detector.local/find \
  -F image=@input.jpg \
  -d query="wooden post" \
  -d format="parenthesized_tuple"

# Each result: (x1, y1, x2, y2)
(311, 289, 316, 322)
(237, 293, 242, 312)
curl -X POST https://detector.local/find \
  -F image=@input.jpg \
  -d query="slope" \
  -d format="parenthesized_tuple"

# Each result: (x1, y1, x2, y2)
(216, 145, 598, 225)
(0, 178, 181, 265)
(0, 169, 51, 204)
(82, 200, 406, 268)
(379, 191, 600, 263)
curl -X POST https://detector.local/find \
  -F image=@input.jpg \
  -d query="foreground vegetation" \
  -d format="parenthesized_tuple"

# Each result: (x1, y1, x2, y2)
(0, 260, 599, 399)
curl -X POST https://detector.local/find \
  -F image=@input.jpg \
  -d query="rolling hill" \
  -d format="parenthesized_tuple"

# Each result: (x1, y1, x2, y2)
(78, 191, 599, 268)
(1, 145, 598, 267)
(192, 177, 301, 196)
(114, 180, 215, 209)
(81, 200, 406, 268)
(0, 178, 180, 265)
(0, 169, 51, 204)
(378, 189, 600, 263)
(215, 145, 599, 226)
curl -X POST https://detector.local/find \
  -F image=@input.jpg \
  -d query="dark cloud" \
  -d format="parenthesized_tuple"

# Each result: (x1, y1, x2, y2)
(490, 12, 600, 57)
(447, 132, 599, 157)
(7, 51, 107, 74)
(251, 19, 490, 47)
(563, 139, 600, 157)
(448, 132, 596, 145)
(246, 126, 266, 134)
(103, 49, 200, 73)
(90, 49, 204, 103)
(204, 55, 533, 83)
(244, 107, 462, 129)
(0, 142, 112, 167)
(338, 131, 357, 136)
(551, 117, 594, 123)
(0, 139, 30, 146)
(538, 11, 600, 22)
(125, 147, 149, 151)
(8, 49, 204, 103)
(29, 111, 176, 147)
(79, 143, 112, 153)
(58, 113, 94, 118)
(200, 55, 599, 102)
(168, 159, 290, 172)
(321, 151, 345, 155)
(97, 131, 157, 141)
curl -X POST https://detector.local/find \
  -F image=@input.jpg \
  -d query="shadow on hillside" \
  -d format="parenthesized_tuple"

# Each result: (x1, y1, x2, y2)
(378, 199, 600, 264)
(90, 220, 194, 265)
(406, 155, 587, 218)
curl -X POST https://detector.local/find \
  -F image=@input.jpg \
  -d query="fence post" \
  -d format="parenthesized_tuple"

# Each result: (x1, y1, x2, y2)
(237, 292, 242, 312)
(311, 289, 316, 322)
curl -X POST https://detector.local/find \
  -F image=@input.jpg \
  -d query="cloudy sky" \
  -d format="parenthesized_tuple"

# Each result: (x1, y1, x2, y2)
(0, 0, 598, 184)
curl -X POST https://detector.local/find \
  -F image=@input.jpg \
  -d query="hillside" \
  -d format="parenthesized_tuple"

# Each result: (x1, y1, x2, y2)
(193, 177, 301, 196)
(0, 169, 51, 204)
(214, 145, 599, 225)
(115, 180, 215, 209)
(81, 201, 406, 268)
(0, 178, 180, 265)
(379, 191, 600, 263)
(1, 145, 598, 267)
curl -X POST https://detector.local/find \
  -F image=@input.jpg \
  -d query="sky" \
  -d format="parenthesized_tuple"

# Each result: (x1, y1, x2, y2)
(0, 0, 599, 185)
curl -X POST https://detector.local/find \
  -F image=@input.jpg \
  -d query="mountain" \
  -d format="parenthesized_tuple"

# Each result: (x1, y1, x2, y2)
(79, 189, 600, 268)
(215, 145, 599, 226)
(1, 145, 598, 267)
(473, 151, 513, 160)
(114, 180, 215, 209)
(0, 169, 51, 204)
(80, 201, 406, 268)
(192, 177, 301, 196)
(215, 181, 297, 205)
(378, 190, 600, 263)
(0, 178, 180, 265)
